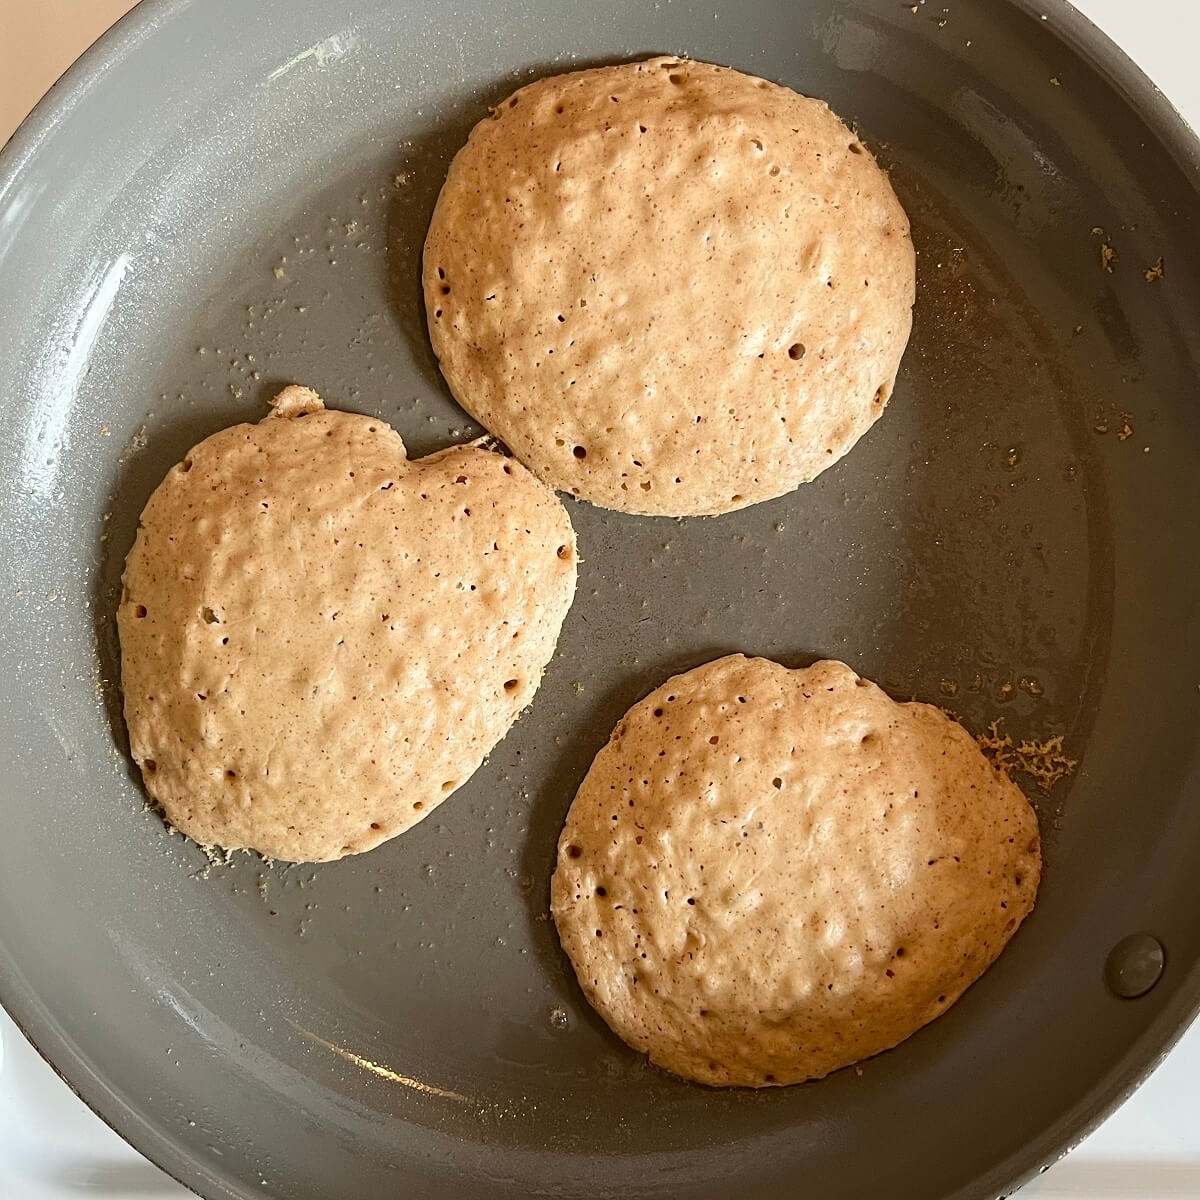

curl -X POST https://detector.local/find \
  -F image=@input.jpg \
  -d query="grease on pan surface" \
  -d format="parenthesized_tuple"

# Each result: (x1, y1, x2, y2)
(118, 386, 576, 862)
(424, 56, 915, 516)
(551, 656, 1041, 1086)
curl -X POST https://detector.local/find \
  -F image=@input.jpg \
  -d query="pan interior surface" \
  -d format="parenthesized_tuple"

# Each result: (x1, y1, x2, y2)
(1, 1, 1199, 1198)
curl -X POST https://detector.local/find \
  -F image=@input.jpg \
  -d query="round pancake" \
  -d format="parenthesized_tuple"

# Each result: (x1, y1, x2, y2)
(551, 656, 1041, 1086)
(423, 57, 915, 516)
(118, 386, 577, 862)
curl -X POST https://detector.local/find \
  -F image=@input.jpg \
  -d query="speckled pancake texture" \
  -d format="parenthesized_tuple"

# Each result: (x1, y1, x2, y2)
(118, 386, 577, 862)
(423, 56, 915, 516)
(551, 656, 1041, 1086)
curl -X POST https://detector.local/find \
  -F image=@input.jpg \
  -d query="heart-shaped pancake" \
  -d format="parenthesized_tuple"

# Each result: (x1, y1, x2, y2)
(118, 386, 577, 862)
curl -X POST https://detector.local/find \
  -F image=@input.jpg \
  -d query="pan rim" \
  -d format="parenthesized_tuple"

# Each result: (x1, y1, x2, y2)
(1, 1, 1199, 1198)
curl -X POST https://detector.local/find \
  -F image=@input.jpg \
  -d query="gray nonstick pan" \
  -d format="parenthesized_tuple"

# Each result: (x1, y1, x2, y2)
(1, 1, 1199, 1197)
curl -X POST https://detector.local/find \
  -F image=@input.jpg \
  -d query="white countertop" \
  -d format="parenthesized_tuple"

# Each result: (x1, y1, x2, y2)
(2, 1, 1199, 1197)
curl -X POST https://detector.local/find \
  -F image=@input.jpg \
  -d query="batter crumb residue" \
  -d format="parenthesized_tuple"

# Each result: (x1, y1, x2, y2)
(978, 720, 1077, 792)
(1090, 226, 1117, 273)
(188, 840, 236, 879)
(1144, 256, 1165, 283)
(1093, 409, 1134, 441)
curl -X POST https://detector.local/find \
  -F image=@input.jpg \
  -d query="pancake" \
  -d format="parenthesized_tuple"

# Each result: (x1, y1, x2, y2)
(423, 57, 915, 516)
(118, 385, 577, 862)
(551, 655, 1040, 1086)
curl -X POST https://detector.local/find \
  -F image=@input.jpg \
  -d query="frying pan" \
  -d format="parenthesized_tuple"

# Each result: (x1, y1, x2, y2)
(2, 0, 1199, 1197)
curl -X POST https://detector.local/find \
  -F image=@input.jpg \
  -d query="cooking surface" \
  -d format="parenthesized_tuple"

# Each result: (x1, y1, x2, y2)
(6, 1002, 1200, 1198)
(1, 1, 1199, 1198)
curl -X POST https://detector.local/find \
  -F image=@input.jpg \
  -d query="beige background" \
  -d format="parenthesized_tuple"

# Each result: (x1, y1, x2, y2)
(0, 0, 139, 143)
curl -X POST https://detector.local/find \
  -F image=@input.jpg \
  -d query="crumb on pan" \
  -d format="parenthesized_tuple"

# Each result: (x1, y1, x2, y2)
(978, 719, 1077, 792)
